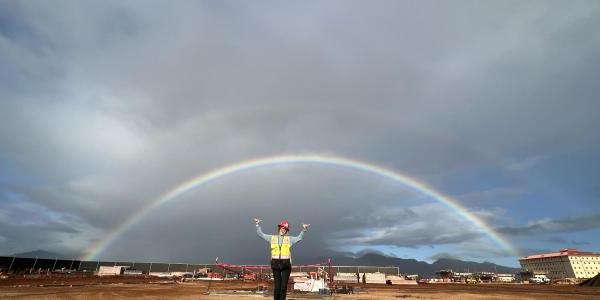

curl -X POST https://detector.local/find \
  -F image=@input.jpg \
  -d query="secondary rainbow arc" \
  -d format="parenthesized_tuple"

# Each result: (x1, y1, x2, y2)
(82, 154, 517, 260)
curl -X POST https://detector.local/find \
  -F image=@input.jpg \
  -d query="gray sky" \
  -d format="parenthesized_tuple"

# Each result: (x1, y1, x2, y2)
(1, 0, 599, 267)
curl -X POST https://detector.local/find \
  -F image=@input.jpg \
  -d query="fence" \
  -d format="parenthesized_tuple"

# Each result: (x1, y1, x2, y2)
(0, 256, 399, 276)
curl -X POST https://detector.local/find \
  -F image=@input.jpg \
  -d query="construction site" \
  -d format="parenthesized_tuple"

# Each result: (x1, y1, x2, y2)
(2, 1, 600, 299)
(1, 255, 599, 299)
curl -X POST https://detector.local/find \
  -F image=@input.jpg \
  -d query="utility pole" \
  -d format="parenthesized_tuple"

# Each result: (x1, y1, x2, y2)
(8, 256, 15, 273)
(328, 258, 333, 288)
(52, 258, 58, 272)
(32, 257, 39, 274)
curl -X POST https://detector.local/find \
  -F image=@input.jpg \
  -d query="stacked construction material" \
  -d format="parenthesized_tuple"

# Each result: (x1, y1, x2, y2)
(335, 272, 361, 283)
(385, 275, 418, 285)
(293, 278, 327, 292)
(365, 272, 386, 284)
(97, 266, 125, 276)
(290, 272, 309, 283)
(123, 269, 143, 276)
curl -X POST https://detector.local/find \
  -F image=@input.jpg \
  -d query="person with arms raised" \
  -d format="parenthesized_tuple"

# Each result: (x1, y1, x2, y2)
(254, 218, 309, 300)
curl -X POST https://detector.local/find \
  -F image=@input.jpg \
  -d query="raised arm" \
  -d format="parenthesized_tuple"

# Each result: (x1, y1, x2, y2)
(290, 230, 305, 245)
(254, 218, 271, 242)
(290, 223, 310, 245)
(256, 224, 272, 242)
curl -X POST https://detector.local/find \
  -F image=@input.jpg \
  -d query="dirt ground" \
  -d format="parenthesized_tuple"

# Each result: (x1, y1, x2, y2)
(0, 280, 599, 299)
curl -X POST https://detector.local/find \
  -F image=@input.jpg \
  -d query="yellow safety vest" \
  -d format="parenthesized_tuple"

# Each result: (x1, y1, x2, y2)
(271, 235, 291, 259)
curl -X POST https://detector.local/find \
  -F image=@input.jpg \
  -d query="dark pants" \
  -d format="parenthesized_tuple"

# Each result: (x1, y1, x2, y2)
(271, 259, 291, 300)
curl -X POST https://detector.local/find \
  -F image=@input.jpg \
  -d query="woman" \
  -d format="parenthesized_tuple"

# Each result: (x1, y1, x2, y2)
(254, 218, 309, 300)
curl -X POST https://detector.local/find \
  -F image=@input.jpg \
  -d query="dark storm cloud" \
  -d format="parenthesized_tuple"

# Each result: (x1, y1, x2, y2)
(545, 237, 590, 246)
(497, 214, 600, 236)
(1, 0, 599, 263)
(457, 187, 525, 203)
(516, 247, 555, 257)
(0, 190, 92, 256)
(427, 252, 458, 261)
(329, 203, 494, 248)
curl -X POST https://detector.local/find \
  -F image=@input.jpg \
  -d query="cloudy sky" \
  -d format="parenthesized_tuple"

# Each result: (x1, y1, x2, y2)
(1, 0, 599, 267)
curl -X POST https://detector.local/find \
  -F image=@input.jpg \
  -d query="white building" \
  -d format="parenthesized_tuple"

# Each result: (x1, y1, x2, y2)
(97, 266, 128, 276)
(519, 248, 600, 279)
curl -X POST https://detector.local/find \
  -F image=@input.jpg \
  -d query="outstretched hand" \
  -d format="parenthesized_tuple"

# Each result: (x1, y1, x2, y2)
(302, 223, 310, 231)
(254, 218, 262, 225)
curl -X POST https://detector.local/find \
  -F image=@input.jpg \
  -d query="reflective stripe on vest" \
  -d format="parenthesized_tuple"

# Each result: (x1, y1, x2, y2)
(271, 235, 291, 259)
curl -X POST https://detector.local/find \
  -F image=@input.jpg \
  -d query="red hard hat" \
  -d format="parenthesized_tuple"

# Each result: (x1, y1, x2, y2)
(278, 220, 290, 230)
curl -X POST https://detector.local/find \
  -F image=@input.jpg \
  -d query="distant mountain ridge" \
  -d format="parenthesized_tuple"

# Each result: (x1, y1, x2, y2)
(318, 253, 520, 276)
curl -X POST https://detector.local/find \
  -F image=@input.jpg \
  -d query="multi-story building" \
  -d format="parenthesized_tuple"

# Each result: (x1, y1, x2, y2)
(519, 248, 600, 279)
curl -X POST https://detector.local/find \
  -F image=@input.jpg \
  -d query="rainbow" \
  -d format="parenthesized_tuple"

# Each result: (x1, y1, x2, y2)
(82, 154, 517, 260)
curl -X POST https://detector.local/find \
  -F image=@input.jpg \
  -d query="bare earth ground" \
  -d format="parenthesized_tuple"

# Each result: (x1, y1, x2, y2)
(0, 279, 599, 300)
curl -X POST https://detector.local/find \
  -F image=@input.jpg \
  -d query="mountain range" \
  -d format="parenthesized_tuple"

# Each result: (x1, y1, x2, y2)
(318, 253, 520, 276)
